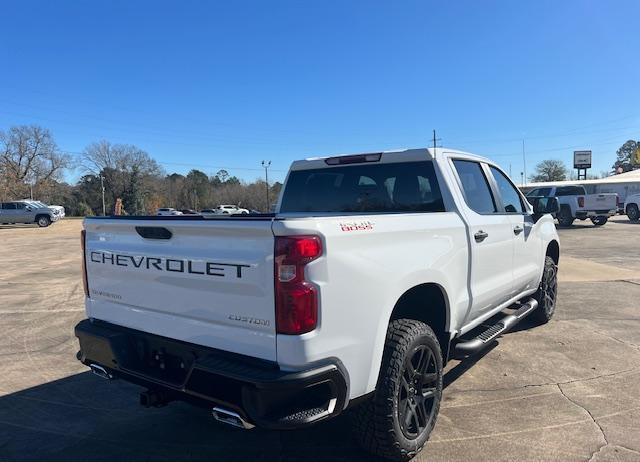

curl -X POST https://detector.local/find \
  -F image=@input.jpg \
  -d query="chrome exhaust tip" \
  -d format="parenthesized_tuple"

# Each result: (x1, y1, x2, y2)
(212, 407, 254, 430)
(89, 363, 114, 380)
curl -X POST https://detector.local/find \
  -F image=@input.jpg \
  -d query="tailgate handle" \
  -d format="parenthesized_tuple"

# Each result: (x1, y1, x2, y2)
(135, 226, 172, 240)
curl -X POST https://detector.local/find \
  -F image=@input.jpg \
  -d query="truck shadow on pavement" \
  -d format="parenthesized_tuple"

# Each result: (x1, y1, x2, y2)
(0, 371, 372, 462)
(0, 352, 492, 462)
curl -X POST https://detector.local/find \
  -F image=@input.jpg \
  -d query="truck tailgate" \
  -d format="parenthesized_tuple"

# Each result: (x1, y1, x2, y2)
(583, 193, 617, 211)
(83, 218, 277, 361)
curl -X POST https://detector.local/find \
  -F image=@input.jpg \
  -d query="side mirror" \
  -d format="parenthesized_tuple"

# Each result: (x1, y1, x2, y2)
(530, 196, 560, 216)
(26, 206, 32, 211)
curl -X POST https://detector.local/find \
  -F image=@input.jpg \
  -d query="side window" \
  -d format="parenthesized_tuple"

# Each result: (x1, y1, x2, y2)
(15, 202, 26, 210)
(489, 166, 525, 213)
(453, 160, 497, 214)
(3, 202, 17, 210)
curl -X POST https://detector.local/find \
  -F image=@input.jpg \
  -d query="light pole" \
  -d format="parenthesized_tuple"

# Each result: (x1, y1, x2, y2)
(261, 160, 271, 212)
(522, 139, 527, 186)
(100, 175, 106, 216)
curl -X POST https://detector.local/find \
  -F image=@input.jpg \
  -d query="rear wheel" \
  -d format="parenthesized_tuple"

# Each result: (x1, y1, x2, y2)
(532, 256, 558, 324)
(36, 215, 51, 227)
(351, 319, 443, 461)
(557, 206, 574, 227)
(627, 204, 639, 222)
(590, 216, 607, 226)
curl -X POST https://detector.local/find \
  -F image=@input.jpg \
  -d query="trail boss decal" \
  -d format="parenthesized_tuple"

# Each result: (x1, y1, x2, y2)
(340, 220, 374, 232)
(89, 251, 250, 278)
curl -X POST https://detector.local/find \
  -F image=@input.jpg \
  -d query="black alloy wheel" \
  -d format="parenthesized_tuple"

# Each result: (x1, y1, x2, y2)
(398, 344, 439, 439)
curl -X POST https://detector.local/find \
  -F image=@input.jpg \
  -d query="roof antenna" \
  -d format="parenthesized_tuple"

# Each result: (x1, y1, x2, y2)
(432, 129, 441, 158)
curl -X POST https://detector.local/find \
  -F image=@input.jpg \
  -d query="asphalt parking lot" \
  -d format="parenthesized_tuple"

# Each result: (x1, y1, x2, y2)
(1, 217, 639, 462)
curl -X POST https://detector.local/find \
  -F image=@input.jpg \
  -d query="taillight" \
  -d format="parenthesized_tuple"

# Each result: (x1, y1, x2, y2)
(81, 230, 89, 297)
(578, 197, 585, 208)
(274, 236, 322, 335)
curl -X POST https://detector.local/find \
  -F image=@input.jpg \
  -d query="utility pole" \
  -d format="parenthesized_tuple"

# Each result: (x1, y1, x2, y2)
(100, 175, 106, 216)
(261, 160, 271, 212)
(522, 139, 527, 186)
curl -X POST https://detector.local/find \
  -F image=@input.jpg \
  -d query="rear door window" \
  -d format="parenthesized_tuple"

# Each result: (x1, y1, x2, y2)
(452, 160, 497, 214)
(280, 161, 444, 213)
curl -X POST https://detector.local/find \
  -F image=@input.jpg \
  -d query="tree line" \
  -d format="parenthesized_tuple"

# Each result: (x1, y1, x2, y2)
(0, 125, 281, 216)
(2, 124, 638, 213)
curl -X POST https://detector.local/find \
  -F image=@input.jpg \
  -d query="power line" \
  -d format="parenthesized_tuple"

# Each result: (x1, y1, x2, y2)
(1, 97, 636, 150)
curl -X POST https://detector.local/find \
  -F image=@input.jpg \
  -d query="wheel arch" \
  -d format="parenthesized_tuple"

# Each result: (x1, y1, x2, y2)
(35, 213, 52, 223)
(365, 282, 452, 393)
(546, 239, 560, 264)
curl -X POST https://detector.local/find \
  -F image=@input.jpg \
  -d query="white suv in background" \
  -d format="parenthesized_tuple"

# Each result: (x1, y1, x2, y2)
(216, 204, 249, 214)
(156, 208, 183, 216)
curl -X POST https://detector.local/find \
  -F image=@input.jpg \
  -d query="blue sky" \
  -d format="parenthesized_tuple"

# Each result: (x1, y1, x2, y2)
(1, 0, 639, 184)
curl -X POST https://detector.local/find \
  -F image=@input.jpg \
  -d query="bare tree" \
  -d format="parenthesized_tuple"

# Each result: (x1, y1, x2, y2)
(0, 125, 71, 197)
(81, 140, 163, 214)
(530, 159, 568, 182)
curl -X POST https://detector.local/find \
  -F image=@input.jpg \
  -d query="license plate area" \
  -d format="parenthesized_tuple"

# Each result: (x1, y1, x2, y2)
(118, 333, 199, 386)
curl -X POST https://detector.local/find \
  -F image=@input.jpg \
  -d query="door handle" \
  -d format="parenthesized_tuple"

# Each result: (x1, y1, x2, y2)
(474, 230, 489, 242)
(513, 226, 523, 235)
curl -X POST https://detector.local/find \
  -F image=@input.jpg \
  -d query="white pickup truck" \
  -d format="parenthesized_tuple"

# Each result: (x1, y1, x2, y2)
(75, 148, 560, 461)
(525, 184, 617, 227)
(624, 193, 640, 222)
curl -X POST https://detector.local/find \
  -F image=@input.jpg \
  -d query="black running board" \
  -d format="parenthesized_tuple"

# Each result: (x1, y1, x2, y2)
(454, 298, 538, 356)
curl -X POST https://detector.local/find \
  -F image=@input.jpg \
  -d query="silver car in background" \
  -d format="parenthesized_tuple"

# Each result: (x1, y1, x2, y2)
(0, 200, 61, 227)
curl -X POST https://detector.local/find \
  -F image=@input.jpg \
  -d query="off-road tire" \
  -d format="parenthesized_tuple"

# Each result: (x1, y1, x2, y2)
(532, 256, 558, 324)
(590, 216, 607, 226)
(627, 204, 639, 222)
(36, 215, 51, 227)
(557, 206, 574, 227)
(351, 319, 443, 461)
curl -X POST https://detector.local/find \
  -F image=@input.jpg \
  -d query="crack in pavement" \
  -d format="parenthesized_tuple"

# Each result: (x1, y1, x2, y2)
(591, 330, 640, 351)
(556, 383, 608, 461)
(449, 367, 640, 394)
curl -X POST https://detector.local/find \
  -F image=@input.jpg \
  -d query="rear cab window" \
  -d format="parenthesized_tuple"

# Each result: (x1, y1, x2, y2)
(279, 161, 445, 214)
(556, 186, 586, 196)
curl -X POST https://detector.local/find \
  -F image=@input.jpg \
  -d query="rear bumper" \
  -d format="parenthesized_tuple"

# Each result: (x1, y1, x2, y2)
(74, 319, 348, 429)
(575, 209, 616, 219)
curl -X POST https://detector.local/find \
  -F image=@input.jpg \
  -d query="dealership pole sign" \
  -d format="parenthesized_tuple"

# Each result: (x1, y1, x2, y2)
(573, 150, 592, 169)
